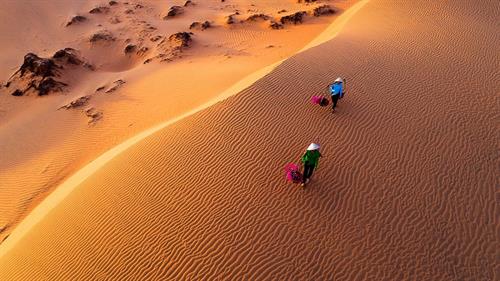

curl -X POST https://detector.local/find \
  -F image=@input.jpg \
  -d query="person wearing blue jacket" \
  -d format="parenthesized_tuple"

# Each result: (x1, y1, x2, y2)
(329, 77, 345, 111)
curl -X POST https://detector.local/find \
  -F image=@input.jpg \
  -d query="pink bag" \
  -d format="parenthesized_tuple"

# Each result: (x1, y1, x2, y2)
(284, 163, 303, 183)
(311, 95, 329, 107)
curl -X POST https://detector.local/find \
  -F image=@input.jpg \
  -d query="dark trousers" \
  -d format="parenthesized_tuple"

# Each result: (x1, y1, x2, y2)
(331, 94, 340, 109)
(303, 164, 315, 183)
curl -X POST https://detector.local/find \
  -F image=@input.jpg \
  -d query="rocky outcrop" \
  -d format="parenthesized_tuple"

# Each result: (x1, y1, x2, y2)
(59, 95, 91, 109)
(246, 14, 270, 22)
(35, 77, 67, 96)
(164, 6, 184, 19)
(184, 0, 194, 6)
(53, 48, 83, 65)
(109, 1, 118, 5)
(105, 79, 126, 93)
(189, 21, 211, 30)
(8, 53, 64, 96)
(313, 5, 335, 17)
(280, 11, 307, 25)
(149, 32, 193, 63)
(124, 44, 137, 53)
(66, 15, 87, 26)
(89, 6, 110, 14)
(225, 13, 238, 24)
(89, 30, 115, 42)
(124, 44, 148, 55)
(85, 107, 103, 124)
(6, 49, 87, 96)
(11, 89, 23, 96)
(168, 32, 192, 49)
(17, 53, 58, 78)
(269, 21, 284, 29)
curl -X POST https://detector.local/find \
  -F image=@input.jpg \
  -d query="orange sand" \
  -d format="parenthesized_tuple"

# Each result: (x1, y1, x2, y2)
(0, 0, 498, 280)
(0, 0, 353, 243)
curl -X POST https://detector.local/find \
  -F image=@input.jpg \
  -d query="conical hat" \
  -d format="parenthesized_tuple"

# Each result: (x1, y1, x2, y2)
(334, 77, 343, 83)
(307, 143, 320, 150)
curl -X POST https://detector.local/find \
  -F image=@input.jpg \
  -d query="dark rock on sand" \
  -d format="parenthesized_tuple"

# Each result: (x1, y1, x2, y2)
(124, 44, 137, 54)
(124, 45, 148, 55)
(168, 32, 192, 48)
(89, 30, 115, 42)
(7, 49, 88, 96)
(226, 14, 237, 24)
(109, 1, 118, 5)
(184, 0, 195, 6)
(18, 49, 84, 77)
(269, 21, 284, 29)
(18, 53, 58, 78)
(83, 63, 96, 71)
(36, 77, 67, 96)
(89, 6, 110, 14)
(12, 77, 67, 96)
(164, 6, 183, 19)
(59, 95, 91, 109)
(313, 5, 335, 17)
(154, 32, 193, 62)
(11, 89, 23, 96)
(189, 21, 211, 30)
(52, 48, 83, 65)
(66, 15, 87, 26)
(246, 14, 270, 21)
(280, 11, 307, 25)
(105, 79, 126, 93)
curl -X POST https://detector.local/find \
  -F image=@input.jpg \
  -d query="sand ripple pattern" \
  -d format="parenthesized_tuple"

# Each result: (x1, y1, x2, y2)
(1, 0, 498, 280)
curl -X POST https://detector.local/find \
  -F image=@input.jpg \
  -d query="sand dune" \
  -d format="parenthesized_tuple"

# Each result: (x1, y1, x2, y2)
(0, 0, 352, 243)
(0, 0, 498, 280)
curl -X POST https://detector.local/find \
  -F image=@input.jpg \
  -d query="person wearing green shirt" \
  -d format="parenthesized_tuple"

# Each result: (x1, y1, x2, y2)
(301, 143, 322, 187)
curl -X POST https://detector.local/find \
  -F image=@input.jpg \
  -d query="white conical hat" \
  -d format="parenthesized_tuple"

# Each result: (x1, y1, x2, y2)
(334, 77, 343, 83)
(307, 143, 320, 150)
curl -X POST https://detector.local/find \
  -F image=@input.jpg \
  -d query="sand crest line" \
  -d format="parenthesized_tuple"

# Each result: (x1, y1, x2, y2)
(0, 0, 369, 258)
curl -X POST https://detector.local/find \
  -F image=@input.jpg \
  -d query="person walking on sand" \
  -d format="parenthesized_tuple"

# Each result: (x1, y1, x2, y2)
(329, 77, 345, 112)
(301, 143, 322, 187)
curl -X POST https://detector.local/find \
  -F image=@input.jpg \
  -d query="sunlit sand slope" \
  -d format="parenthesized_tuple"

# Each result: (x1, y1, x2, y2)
(0, 0, 498, 280)
(0, 0, 354, 243)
